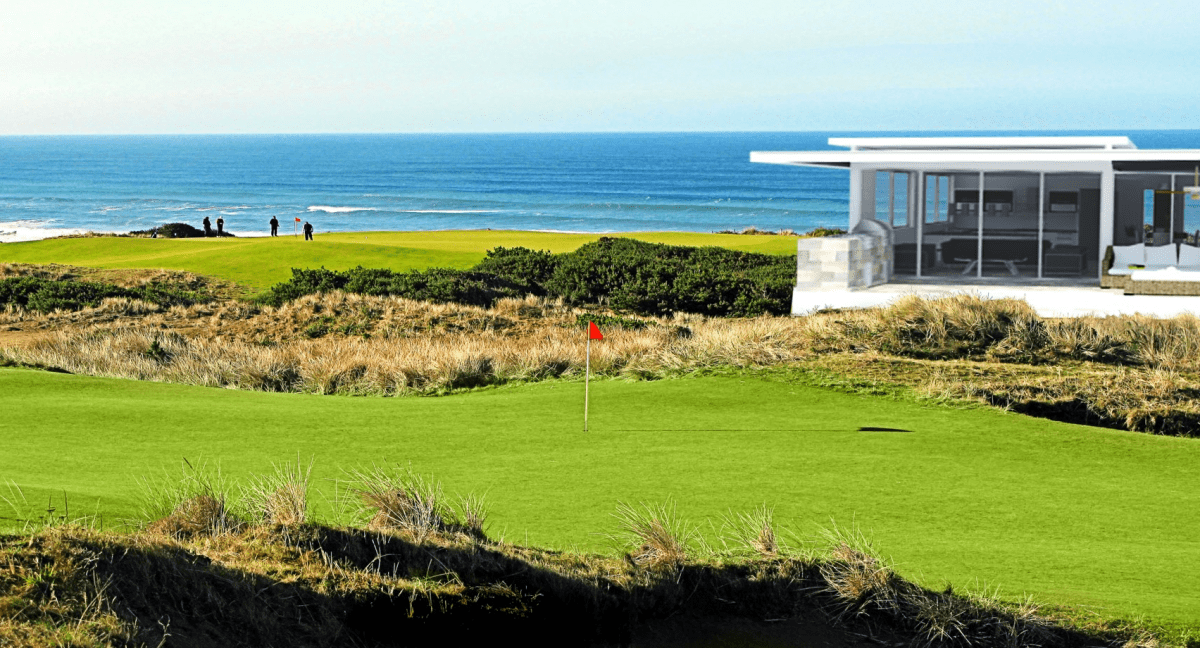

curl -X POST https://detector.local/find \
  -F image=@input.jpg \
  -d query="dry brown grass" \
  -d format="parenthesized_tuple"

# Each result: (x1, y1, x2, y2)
(0, 293, 814, 396)
(611, 499, 695, 572)
(242, 456, 313, 527)
(818, 524, 902, 621)
(720, 504, 779, 557)
(140, 459, 242, 539)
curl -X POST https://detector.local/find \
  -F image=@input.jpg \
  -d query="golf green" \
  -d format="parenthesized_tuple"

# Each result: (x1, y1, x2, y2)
(0, 230, 798, 291)
(1, 367, 1197, 627)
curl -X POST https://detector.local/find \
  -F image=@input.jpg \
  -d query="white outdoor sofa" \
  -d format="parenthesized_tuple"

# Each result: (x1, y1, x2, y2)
(1104, 243, 1200, 295)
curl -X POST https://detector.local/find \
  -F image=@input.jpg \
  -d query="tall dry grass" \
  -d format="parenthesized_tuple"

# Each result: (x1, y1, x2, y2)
(2, 293, 815, 395)
(611, 499, 697, 573)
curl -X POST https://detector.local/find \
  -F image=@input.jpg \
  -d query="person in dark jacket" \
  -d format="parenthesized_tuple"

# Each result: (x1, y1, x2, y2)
(202, 216, 212, 237)
(303, 221, 314, 241)
(269, 217, 279, 237)
(216, 217, 225, 236)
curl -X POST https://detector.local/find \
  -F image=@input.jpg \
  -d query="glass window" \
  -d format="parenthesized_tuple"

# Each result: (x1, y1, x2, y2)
(893, 173, 908, 227)
(875, 172, 891, 222)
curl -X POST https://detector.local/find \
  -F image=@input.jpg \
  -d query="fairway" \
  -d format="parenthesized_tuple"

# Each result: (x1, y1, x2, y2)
(0, 230, 798, 291)
(1, 367, 1197, 628)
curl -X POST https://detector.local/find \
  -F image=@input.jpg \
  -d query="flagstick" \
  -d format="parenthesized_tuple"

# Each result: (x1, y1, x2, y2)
(584, 335, 591, 433)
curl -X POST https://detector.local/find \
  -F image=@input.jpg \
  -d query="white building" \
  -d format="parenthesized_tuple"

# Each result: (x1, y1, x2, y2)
(751, 136, 1200, 316)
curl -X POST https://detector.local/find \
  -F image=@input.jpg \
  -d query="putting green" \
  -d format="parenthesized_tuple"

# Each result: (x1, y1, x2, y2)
(0, 231, 797, 291)
(1, 367, 1196, 628)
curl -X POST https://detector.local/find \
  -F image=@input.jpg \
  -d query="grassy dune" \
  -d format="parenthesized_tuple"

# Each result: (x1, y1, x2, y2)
(2, 367, 1198, 629)
(0, 231, 798, 291)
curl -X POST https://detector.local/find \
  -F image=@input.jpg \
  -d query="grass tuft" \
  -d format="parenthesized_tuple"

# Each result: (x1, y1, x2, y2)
(241, 456, 313, 527)
(140, 458, 241, 538)
(720, 504, 779, 557)
(611, 499, 694, 571)
(817, 522, 901, 621)
(343, 464, 467, 542)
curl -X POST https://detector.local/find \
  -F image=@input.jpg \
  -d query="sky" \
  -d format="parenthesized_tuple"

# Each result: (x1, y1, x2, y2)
(2, 0, 1199, 134)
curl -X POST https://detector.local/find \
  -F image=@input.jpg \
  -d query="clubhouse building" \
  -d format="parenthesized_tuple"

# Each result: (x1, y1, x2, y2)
(751, 136, 1200, 315)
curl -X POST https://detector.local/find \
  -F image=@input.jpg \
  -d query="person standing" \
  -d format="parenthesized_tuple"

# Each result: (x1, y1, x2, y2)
(216, 216, 225, 236)
(303, 221, 314, 241)
(269, 217, 279, 237)
(202, 216, 212, 237)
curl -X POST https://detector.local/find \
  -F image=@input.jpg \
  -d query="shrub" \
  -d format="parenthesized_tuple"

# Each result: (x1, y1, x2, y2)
(470, 246, 559, 295)
(256, 266, 527, 309)
(128, 222, 206, 238)
(545, 238, 793, 317)
(804, 227, 847, 237)
(0, 276, 211, 313)
(258, 240, 794, 317)
(574, 312, 651, 331)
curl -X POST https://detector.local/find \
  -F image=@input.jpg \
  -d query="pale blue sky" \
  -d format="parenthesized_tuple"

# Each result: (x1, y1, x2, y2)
(2, 0, 1197, 133)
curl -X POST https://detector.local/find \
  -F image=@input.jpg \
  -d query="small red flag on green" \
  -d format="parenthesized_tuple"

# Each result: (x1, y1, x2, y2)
(588, 321, 603, 340)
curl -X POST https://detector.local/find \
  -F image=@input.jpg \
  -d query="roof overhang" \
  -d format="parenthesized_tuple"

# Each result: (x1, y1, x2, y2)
(751, 138, 1200, 174)
(827, 136, 1136, 151)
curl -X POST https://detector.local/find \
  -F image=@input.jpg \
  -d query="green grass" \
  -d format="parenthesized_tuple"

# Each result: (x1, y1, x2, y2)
(1, 367, 1197, 629)
(0, 231, 798, 292)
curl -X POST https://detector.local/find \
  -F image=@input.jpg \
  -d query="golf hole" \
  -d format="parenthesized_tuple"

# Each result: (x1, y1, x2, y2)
(857, 426, 914, 433)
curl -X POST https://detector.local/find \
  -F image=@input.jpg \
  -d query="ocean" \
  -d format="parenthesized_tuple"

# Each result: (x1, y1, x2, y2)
(3, 131, 1200, 242)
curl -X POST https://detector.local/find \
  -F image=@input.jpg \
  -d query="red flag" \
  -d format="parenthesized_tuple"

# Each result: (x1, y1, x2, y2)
(588, 321, 603, 340)
(295, 217, 302, 222)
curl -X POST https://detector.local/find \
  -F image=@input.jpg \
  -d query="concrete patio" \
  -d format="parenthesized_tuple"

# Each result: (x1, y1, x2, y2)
(793, 281, 1200, 318)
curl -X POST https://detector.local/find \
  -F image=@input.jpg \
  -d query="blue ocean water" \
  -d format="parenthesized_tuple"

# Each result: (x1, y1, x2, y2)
(3, 131, 1200, 241)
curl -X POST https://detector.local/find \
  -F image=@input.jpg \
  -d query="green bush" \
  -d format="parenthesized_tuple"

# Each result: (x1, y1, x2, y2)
(0, 277, 211, 313)
(546, 238, 793, 317)
(256, 266, 526, 309)
(128, 222, 207, 238)
(574, 313, 651, 331)
(470, 247, 558, 296)
(258, 239, 794, 317)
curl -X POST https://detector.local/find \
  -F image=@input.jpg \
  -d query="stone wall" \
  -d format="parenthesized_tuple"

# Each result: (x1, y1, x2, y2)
(794, 220, 892, 292)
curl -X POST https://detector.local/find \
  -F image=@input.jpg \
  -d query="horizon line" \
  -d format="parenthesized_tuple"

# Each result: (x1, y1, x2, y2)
(2, 128, 1198, 137)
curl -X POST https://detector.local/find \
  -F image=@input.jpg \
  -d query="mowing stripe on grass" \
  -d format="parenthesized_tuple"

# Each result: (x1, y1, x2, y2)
(0, 367, 1197, 628)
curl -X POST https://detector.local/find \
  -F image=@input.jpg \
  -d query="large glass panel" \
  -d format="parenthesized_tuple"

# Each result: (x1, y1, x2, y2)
(875, 171, 892, 223)
(1041, 173, 1099, 277)
(974, 173, 1042, 277)
(1183, 180, 1200, 243)
(925, 175, 951, 223)
(893, 173, 908, 227)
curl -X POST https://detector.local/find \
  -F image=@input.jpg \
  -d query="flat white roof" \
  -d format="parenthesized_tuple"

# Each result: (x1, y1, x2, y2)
(751, 136, 1200, 172)
(828, 136, 1136, 151)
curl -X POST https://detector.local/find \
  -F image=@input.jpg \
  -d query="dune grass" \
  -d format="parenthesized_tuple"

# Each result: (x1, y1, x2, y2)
(0, 231, 798, 292)
(1, 367, 1197, 630)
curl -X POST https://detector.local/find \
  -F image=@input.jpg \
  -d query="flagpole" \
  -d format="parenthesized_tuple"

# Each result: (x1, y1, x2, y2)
(584, 335, 590, 433)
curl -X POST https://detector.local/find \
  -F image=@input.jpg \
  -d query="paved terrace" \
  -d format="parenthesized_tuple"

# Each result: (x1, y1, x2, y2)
(794, 280, 1200, 318)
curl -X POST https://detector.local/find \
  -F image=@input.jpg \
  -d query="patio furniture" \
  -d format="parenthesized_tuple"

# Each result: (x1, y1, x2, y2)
(1144, 243, 1178, 268)
(1122, 245, 1200, 295)
(1101, 244, 1144, 289)
(942, 237, 1045, 276)
(894, 243, 935, 274)
(1125, 266, 1200, 295)
(1044, 245, 1085, 276)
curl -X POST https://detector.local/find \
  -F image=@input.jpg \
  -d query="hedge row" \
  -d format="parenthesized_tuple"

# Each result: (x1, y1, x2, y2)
(257, 238, 794, 317)
(0, 277, 211, 313)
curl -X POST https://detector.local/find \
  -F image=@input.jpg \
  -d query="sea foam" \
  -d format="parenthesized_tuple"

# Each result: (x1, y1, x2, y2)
(308, 206, 378, 214)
